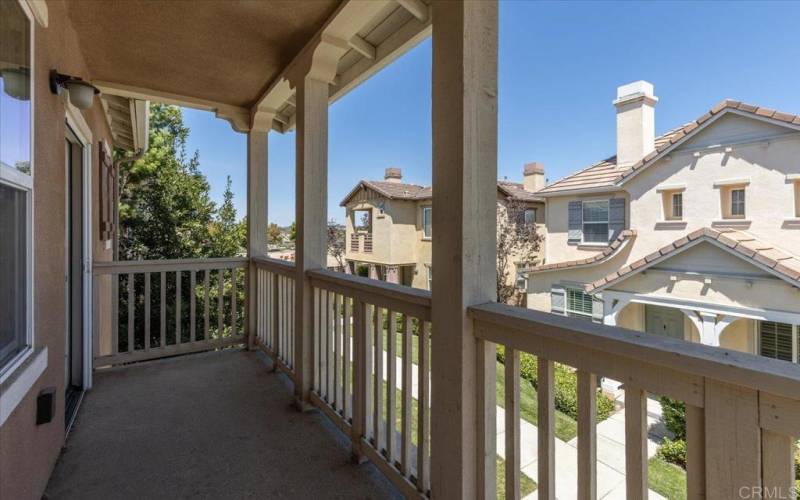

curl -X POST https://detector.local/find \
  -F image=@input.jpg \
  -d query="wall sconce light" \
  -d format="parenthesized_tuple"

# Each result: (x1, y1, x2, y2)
(49, 70, 100, 110)
(0, 67, 30, 101)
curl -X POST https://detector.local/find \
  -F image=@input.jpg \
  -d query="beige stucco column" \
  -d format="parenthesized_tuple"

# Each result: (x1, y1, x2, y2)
(246, 124, 269, 351)
(292, 74, 329, 408)
(430, 1, 498, 498)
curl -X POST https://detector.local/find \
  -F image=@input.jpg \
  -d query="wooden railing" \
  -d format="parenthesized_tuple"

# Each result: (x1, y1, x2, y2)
(252, 257, 296, 376)
(307, 269, 432, 498)
(470, 302, 800, 500)
(92, 258, 247, 367)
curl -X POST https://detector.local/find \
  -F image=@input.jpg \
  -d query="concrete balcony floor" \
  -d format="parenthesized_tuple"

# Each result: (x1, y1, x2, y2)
(46, 350, 399, 499)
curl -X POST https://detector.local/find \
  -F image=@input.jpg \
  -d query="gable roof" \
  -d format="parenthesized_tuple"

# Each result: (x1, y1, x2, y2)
(340, 179, 543, 206)
(586, 227, 800, 293)
(538, 100, 800, 196)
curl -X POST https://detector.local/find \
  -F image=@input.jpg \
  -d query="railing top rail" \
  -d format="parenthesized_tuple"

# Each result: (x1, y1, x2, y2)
(308, 268, 432, 320)
(252, 256, 296, 278)
(93, 257, 247, 275)
(470, 301, 800, 402)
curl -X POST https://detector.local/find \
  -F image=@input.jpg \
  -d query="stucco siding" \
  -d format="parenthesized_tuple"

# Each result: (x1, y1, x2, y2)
(0, 2, 116, 498)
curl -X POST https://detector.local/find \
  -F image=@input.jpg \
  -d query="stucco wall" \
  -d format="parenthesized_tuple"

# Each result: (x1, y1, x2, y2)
(0, 2, 115, 498)
(530, 113, 800, 318)
(719, 318, 755, 354)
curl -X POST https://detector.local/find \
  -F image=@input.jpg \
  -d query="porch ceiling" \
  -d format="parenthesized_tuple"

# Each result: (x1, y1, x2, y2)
(65, 0, 339, 108)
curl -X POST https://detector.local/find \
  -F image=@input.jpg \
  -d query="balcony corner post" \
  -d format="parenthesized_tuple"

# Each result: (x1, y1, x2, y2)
(292, 73, 331, 410)
(246, 118, 270, 352)
(430, 0, 499, 498)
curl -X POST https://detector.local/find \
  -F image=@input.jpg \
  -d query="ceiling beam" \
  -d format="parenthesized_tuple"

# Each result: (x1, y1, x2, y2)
(396, 0, 428, 22)
(348, 34, 376, 60)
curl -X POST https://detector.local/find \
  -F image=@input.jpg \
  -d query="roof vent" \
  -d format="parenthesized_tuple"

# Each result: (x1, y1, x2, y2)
(385, 167, 402, 183)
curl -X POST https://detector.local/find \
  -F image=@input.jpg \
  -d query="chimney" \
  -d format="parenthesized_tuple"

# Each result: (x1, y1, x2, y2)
(523, 162, 545, 192)
(384, 167, 402, 183)
(613, 80, 658, 166)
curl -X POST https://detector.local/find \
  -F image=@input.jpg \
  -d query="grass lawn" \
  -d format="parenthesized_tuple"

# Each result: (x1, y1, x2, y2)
(648, 457, 687, 500)
(497, 456, 537, 499)
(495, 361, 578, 441)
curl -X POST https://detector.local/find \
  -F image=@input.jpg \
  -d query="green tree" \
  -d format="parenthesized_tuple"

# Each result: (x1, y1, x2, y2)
(118, 103, 216, 260)
(267, 223, 282, 246)
(208, 176, 245, 257)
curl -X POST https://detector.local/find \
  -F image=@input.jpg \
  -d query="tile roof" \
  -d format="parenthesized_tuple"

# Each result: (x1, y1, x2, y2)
(538, 100, 800, 195)
(586, 227, 800, 293)
(525, 230, 636, 273)
(340, 179, 543, 206)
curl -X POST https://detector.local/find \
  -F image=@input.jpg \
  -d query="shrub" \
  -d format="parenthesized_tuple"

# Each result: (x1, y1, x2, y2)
(497, 346, 615, 422)
(656, 438, 687, 469)
(659, 397, 686, 441)
(795, 441, 799, 479)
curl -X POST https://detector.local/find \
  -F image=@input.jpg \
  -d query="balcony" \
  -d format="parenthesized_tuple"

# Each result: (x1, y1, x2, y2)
(49, 256, 800, 499)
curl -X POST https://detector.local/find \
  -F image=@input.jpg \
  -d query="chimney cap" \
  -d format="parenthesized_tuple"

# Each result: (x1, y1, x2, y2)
(384, 167, 402, 180)
(613, 80, 658, 107)
(524, 162, 544, 176)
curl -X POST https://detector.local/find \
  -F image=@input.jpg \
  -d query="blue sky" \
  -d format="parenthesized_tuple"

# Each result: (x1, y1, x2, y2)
(182, 0, 800, 226)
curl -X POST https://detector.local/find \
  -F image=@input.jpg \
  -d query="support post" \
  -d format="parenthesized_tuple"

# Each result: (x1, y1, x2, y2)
(246, 126, 269, 351)
(293, 74, 329, 409)
(430, 1, 498, 498)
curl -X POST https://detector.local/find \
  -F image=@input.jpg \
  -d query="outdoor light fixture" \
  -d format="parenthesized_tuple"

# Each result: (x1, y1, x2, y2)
(1, 67, 30, 101)
(50, 70, 100, 110)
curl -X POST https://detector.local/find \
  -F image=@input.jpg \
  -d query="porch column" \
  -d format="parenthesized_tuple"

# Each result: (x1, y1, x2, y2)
(246, 125, 269, 350)
(293, 74, 329, 408)
(431, 1, 498, 498)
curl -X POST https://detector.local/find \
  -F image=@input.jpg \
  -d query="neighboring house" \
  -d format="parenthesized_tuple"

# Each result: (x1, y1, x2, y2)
(341, 166, 546, 291)
(525, 80, 800, 371)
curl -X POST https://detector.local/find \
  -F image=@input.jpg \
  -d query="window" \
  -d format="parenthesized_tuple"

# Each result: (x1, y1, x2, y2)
(582, 200, 609, 244)
(426, 265, 432, 291)
(566, 289, 593, 320)
(759, 321, 797, 363)
(422, 206, 432, 238)
(731, 188, 745, 217)
(671, 193, 683, 219)
(0, 0, 33, 374)
(352, 209, 371, 232)
(524, 208, 536, 225)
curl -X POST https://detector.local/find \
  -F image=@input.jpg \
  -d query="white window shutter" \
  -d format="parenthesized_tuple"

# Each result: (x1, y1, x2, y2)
(592, 294, 604, 323)
(551, 287, 566, 315)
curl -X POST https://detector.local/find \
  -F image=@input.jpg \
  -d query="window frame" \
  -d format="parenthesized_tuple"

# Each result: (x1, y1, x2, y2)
(352, 208, 372, 233)
(422, 206, 432, 239)
(0, 0, 35, 382)
(565, 288, 593, 321)
(581, 199, 609, 245)
(523, 208, 537, 225)
(671, 192, 683, 219)
(730, 188, 746, 217)
(758, 321, 798, 364)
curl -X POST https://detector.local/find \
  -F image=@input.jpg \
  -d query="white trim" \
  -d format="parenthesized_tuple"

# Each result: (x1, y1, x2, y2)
(713, 177, 751, 188)
(0, 347, 47, 426)
(21, 0, 47, 27)
(656, 183, 686, 193)
(785, 173, 800, 182)
(602, 289, 800, 325)
(64, 114, 94, 391)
